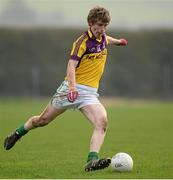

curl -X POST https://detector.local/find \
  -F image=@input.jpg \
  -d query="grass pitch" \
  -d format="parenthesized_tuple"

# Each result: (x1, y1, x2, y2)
(0, 98, 173, 179)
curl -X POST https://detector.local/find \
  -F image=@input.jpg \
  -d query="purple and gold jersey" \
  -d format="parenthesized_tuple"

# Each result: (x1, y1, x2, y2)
(66, 29, 108, 89)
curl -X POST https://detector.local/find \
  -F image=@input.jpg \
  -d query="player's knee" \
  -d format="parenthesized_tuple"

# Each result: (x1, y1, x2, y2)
(95, 115, 108, 132)
(101, 118, 108, 132)
(32, 115, 49, 127)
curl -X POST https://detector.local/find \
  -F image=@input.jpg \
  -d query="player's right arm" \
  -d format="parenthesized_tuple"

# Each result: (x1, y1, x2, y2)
(66, 59, 78, 92)
(66, 34, 87, 102)
(66, 59, 79, 103)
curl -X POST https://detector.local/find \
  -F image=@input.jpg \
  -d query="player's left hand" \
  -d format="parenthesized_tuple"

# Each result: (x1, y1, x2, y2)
(118, 39, 128, 46)
(67, 90, 79, 103)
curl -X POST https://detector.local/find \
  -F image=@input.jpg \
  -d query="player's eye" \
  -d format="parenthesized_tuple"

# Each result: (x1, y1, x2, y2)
(97, 23, 108, 27)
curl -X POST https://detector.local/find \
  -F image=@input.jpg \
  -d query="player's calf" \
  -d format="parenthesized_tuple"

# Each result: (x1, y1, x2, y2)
(32, 116, 50, 127)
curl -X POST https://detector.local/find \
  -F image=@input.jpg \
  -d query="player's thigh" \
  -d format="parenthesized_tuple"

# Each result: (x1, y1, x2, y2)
(39, 102, 66, 123)
(80, 104, 108, 126)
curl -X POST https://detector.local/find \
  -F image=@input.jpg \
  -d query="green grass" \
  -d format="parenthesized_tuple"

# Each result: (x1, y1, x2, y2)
(0, 98, 173, 179)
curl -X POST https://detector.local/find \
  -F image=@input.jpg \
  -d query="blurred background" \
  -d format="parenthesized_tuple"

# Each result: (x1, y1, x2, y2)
(0, 0, 173, 99)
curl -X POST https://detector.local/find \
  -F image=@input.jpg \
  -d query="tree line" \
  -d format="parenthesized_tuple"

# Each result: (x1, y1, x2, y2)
(0, 28, 173, 99)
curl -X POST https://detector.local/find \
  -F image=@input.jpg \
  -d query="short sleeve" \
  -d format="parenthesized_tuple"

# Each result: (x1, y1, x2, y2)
(70, 34, 87, 61)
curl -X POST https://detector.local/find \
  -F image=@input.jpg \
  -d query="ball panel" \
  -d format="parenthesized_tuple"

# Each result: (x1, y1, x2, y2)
(111, 152, 133, 172)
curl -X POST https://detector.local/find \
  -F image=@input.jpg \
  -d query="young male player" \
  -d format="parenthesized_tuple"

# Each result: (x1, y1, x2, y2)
(4, 6, 128, 172)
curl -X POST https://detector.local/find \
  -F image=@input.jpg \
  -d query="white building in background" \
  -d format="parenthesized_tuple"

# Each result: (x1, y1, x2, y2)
(0, 0, 173, 29)
(0, 0, 65, 28)
(0, 0, 37, 27)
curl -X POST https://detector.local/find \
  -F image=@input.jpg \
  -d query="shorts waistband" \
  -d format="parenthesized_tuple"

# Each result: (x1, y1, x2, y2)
(63, 81, 97, 93)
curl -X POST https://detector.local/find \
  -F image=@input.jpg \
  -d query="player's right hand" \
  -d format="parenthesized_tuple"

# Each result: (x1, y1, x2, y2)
(67, 90, 79, 103)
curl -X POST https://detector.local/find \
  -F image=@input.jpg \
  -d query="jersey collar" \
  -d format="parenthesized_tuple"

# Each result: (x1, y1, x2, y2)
(88, 29, 102, 42)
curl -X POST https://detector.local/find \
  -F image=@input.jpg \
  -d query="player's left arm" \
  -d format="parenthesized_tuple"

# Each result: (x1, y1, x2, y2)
(106, 35, 128, 46)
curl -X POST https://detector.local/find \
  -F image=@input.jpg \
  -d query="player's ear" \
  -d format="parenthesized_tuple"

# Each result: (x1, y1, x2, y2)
(88, 21, 96, 27)
(88, 23, 93, 27)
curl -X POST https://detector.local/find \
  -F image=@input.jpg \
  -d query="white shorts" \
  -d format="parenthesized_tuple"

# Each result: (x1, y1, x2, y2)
(51, 81, 101, 109)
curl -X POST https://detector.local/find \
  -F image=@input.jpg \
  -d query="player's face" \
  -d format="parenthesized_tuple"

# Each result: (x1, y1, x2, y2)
(90, 21, 108, 39)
